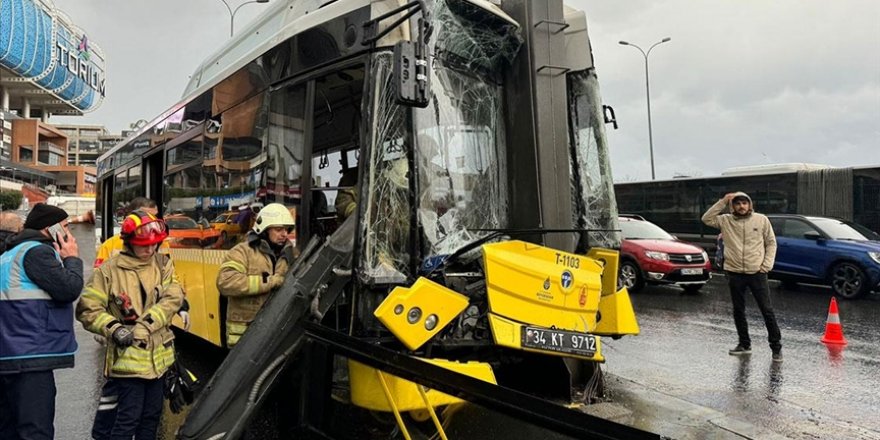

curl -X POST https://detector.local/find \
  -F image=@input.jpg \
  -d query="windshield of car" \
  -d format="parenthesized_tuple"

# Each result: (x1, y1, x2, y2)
(619, 220, 674, 240)
(812, 218, 877, 241)
(166, 217, 198, 229)
(211, 213, 229, 223)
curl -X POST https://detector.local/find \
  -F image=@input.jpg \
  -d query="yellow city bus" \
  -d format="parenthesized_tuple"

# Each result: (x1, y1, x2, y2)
(97, 0, 641, 435)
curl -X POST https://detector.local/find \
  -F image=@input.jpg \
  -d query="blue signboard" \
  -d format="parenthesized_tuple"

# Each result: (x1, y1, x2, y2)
(0, 0, 106, 111)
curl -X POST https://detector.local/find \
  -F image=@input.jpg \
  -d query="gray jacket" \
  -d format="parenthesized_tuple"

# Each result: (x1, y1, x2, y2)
(701, 192, 777, 274)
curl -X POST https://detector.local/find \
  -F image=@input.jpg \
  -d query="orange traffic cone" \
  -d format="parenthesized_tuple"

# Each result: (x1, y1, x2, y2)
(820, 297, 847, 345)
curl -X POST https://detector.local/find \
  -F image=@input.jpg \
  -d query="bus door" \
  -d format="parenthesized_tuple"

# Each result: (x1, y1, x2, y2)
(143, 150, 164, 215)
(305, 66, 365, 242)
(163, 129, 223, 344)
(98, 176, 114, 243)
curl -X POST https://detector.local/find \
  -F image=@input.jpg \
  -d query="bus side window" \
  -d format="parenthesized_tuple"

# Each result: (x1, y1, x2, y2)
(267, 83, 307, 247)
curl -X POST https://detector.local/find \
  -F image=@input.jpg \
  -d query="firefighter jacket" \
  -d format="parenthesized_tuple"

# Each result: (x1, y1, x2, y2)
(76, 252, 184, 379)
(702, 192, 777, 274)
(217, 232, 294, 347)
(0, 236, 82, 374)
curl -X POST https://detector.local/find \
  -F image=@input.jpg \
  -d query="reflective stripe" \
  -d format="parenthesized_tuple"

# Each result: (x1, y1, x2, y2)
(91, 313, 116, 333)
(99, 395, 118, 403)
(226, 332, 242, 347)
(111, 341, 175, 376)
(0, 288, 52, 301)
(827, 313, 840, 324)
(248, 275, 261, 294)
(221, 261, 247, 274)
(147, 306, 168, 327)
(226, 321, 250, 347)
(82, 287, 108, 304)
(97, 403, 118, 411)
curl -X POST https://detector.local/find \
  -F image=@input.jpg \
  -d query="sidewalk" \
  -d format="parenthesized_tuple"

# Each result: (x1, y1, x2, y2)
(590, 375, 790, 440)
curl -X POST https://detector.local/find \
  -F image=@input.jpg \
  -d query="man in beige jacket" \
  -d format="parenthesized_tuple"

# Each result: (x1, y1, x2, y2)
(703, 192, 782, 362)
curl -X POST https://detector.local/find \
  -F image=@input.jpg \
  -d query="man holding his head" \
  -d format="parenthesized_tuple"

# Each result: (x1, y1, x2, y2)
(703, 192, 782, 363)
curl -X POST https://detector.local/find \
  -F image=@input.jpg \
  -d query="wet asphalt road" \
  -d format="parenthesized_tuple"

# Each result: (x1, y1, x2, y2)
(54, 224, 880, 439)
(603, 278, 880, 439)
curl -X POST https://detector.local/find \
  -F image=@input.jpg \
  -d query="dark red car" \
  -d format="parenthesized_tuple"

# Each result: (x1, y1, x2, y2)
(618, 215, 712, 293)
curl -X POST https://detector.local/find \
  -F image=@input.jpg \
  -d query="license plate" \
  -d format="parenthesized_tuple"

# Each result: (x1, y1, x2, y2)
(521, 327, 597, 357)
(681, 268, 703, 275)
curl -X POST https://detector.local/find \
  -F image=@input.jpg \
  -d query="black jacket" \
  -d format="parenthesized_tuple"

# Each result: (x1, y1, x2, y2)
(4, 230, 84, 303)
(0, 229, 15, 255)
(0, 230, 83, 373)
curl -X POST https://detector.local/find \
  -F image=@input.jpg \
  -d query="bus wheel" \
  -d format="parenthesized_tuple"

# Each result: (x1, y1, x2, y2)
(830, 262, 869, 299)
(618, 261, 644, 293)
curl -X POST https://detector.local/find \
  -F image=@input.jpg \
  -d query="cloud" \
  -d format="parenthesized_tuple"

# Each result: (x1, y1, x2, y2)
(52, 0, 880, 182)
(575, 0, 880, 180)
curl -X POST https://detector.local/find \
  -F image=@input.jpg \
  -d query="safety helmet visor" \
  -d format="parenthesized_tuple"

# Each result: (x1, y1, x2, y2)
(128, 219, 168, 246)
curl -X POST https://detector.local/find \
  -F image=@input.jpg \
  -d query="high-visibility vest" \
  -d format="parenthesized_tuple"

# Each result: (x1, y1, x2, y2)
(0, 241, 77, 366)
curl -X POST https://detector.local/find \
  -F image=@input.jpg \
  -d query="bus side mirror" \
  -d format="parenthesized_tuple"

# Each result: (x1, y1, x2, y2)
(393, 40, 430, 108)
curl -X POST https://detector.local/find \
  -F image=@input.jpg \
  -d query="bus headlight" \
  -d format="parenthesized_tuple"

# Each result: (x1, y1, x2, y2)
(645, 251, 669, 261)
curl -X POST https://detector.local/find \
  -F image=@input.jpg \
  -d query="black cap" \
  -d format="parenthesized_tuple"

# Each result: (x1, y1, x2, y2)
(23, 203, 68, 230)
(732, 195, 750, 203)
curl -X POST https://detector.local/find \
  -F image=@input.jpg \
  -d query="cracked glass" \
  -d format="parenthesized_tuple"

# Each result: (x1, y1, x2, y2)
(359, 0, 523, 283)
(567, 69, 621, 249)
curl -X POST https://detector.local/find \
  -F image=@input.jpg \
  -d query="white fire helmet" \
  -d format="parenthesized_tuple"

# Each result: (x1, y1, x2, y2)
(253, 203, 295, 234)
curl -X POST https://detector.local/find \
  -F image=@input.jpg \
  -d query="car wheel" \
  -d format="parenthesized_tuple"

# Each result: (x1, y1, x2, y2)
(682, 285, 702, 295)
(618, 261, 645, 293)
(829, 262, 869, 299)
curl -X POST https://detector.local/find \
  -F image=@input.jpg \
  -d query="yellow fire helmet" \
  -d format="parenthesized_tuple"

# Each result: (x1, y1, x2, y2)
(253, 203, 295, 234)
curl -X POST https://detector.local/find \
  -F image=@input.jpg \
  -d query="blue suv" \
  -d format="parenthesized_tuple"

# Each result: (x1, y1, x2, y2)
(765, 214, 880, 299)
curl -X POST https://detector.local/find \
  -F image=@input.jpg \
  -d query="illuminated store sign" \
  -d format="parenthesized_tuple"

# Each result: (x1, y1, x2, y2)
(56, 35, 106, 97)
(0, 0, 107, 111)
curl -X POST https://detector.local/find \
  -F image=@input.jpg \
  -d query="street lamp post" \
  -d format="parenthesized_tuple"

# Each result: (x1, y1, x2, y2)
(219, 0, 270, 37)
(619, 37, 671, 181)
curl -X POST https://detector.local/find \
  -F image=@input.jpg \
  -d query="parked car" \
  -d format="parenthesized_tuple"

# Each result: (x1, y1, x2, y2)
(209, 211, 243, 241)
(618, 215, 712, 293)
(763, 215, 880, 299)
(165, 214, 223, 249)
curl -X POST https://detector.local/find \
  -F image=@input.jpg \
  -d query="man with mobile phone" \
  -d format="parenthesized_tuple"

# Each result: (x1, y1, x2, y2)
(0, 203, 83, 440)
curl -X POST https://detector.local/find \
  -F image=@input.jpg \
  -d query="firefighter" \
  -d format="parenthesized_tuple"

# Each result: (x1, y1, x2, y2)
(95, 197, 190, 331)
(76, 210, 184, 440)
(217, 203, 295, 347)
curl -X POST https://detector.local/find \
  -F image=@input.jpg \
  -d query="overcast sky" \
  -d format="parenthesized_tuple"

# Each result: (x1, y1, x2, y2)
(56, 0, 880, 181)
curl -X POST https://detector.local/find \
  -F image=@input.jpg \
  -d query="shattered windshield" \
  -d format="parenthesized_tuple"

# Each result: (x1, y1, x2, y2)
(359, 0, 522, 284)
(414, 65, 508, 258)
(415, 0, 521, 258)
(567, 69, 621, 249)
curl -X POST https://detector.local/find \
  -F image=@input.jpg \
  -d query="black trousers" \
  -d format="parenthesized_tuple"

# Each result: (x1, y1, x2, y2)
(91, 377, 164, 440)
(0, 370, 57, 440)
(727, 272, 782, 351)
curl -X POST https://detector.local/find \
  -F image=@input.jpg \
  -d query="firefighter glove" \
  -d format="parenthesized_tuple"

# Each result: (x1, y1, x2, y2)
(179, 310, 191, 331)
(112, 326, 134, 347)
(269, 274, 285, 290)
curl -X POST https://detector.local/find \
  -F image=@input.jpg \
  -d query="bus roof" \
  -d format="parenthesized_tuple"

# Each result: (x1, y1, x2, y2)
(616, 163, 880, 185)
(720, 163, 832, 176)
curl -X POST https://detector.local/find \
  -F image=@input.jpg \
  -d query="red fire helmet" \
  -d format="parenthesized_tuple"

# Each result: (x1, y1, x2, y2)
(121, 210, 168, 246)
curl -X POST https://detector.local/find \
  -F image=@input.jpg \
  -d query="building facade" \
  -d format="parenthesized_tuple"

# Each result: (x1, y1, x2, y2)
(0, 0, 107, 196)
(55, 124, 125, 167)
